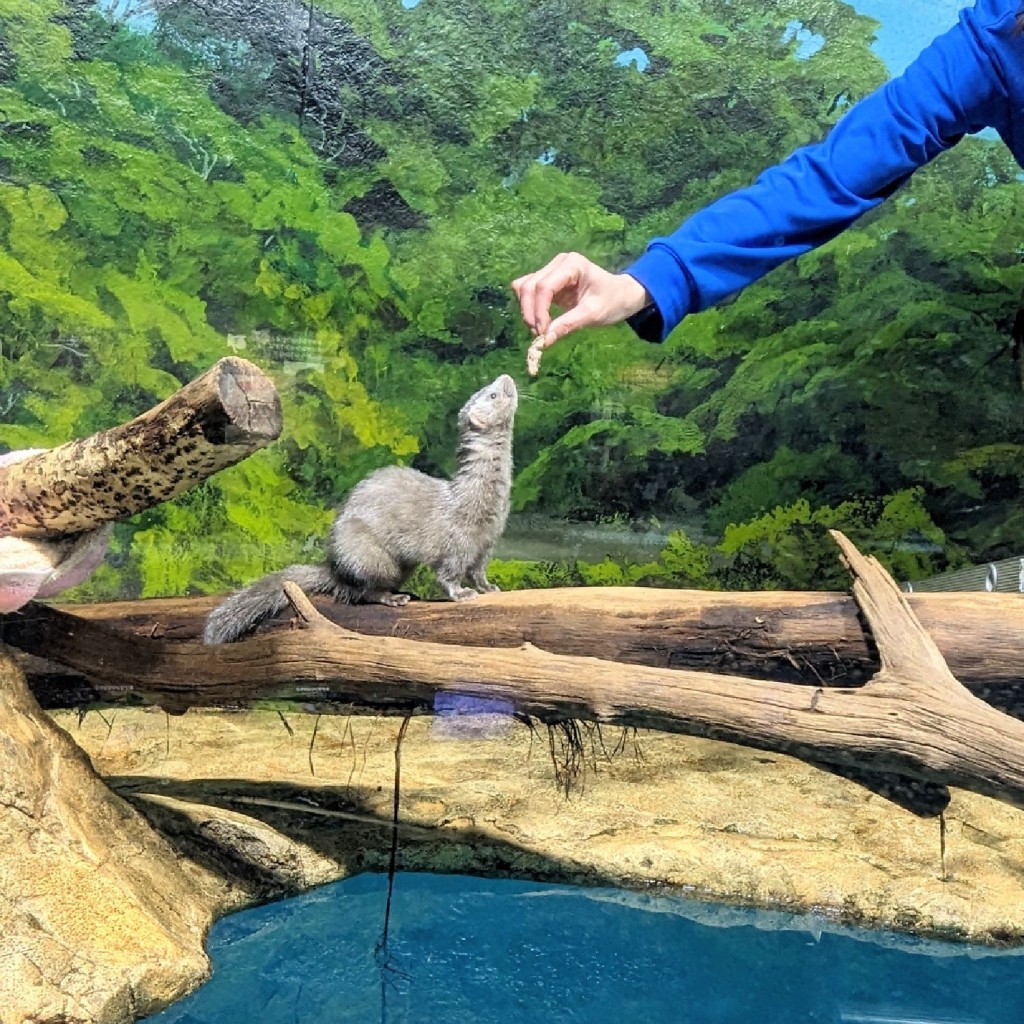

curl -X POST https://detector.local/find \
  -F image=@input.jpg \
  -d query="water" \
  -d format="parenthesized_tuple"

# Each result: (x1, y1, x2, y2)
(496, 513, 706, 564)
(146, 873, 1024, 1023)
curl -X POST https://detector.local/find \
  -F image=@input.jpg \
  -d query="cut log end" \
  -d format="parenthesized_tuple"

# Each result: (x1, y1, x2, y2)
(208, 357, 283, 446)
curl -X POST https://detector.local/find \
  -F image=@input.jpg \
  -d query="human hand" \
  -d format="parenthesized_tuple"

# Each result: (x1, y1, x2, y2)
(512, 252, 650, 375)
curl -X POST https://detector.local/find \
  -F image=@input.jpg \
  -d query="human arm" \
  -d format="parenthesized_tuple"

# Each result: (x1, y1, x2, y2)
(626, 0, 1015, 340)
(514, 0, 1018, 359)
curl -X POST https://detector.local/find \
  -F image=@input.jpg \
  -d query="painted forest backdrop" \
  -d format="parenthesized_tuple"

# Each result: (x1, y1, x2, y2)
(1, 0, 1022, 600)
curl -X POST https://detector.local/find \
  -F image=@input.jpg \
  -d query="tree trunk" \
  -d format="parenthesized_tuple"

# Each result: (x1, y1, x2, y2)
(44, 585, 1024, 707)
(5, 533, 1024, 813)
(0, 357, 281, 538)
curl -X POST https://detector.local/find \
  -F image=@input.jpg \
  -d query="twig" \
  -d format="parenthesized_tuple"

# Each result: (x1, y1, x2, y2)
(308, 714, 321, 776)
(377, 715, 411, 960)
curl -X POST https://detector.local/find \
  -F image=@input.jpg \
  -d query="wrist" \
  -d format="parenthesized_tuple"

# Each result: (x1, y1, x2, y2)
(622, 247, 696, 340)
(616, 273, 652, 317)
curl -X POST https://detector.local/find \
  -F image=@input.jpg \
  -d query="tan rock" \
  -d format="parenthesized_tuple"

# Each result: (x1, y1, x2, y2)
(0, 650, 217, 1024)
(62, 705, 1024, 947)
(8, 663, 1024, 1024)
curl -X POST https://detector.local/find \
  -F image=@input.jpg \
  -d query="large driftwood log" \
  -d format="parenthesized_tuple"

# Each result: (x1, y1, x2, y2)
(5, 533, 1024, 811)
(40, 585, 1024, 708)
(0, 357, 281, 538)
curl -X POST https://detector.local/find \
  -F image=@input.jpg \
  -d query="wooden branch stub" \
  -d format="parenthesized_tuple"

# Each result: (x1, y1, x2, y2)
(830, 530, 955, 685)
(280, 582, 366, 638)
(0, 357, 281, 538)
(282, 582, 319, 626)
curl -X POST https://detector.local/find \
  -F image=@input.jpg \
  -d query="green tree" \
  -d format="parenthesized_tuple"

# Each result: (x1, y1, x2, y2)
(2, 0, 1016, 600)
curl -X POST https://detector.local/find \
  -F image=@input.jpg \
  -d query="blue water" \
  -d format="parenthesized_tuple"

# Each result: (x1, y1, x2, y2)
(147, 873, 1024, 1023)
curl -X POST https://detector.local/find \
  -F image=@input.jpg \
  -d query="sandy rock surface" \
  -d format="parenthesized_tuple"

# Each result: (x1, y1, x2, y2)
(60, 703, 1024, 946)
(7, 660, 1024, 1024)
(0, 654, 221, 1024)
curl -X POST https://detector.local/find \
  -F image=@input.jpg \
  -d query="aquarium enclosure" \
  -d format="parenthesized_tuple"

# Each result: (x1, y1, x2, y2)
(1, 0, 1023, 1022)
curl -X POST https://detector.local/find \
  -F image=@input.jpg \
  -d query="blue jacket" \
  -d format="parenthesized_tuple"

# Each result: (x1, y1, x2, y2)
(625, 0, 1024, 342)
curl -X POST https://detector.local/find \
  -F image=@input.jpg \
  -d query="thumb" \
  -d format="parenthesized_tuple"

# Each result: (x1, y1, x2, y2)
(544, 302, 597, 344)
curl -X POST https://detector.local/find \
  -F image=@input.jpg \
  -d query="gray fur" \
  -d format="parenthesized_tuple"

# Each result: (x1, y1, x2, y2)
(203, 374, 517, 644)
(202, 563, 345, 645)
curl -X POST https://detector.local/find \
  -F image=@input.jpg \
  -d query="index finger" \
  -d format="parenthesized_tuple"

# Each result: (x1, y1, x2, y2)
(512, 253, 574, 335)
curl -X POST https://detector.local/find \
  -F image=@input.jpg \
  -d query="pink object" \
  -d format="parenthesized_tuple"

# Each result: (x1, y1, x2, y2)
(0, 448, 46, 468)
(0, 574, 49, 613)
(0, 449, 112, 612)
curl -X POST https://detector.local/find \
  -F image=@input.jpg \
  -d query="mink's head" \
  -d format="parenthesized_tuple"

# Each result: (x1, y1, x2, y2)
(459, 374, 518, 434)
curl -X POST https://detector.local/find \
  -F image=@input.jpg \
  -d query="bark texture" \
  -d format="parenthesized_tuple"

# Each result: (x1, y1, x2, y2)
(51, 585, 1024, 698)
(0, 357, 281, 538)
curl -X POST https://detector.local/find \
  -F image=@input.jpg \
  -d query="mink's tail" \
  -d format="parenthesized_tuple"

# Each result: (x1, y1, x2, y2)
(202, 563, 344, 644)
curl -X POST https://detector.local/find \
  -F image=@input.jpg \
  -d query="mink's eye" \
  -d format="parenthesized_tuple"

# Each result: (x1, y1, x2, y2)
(489, 391, 497, 399)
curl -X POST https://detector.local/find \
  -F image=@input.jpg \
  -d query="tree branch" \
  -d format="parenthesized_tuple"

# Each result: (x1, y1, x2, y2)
(5, 534, 1024, 811)
(0, 357, 281, 538)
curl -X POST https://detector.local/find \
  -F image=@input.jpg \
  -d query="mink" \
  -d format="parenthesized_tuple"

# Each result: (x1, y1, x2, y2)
(203, 374, 517, 644)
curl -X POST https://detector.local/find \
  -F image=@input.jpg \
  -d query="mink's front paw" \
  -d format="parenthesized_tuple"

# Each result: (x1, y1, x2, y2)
(451, 586, 480, 601)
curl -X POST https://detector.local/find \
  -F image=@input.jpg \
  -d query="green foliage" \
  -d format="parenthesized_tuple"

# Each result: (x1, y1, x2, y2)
(512, 407, 705, 517)
(653, 529, 717, 588)
(716, 489, 965, 590)
(486, 559, 582, 592)
(0, 0, 1016, 600)
(0, 2, 416, 594)
(486, 524, 717, 594)
(707, 445, 871, 535)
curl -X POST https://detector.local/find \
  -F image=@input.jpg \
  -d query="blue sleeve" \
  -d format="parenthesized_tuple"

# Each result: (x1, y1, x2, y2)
(624, 1, 1017, 342)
